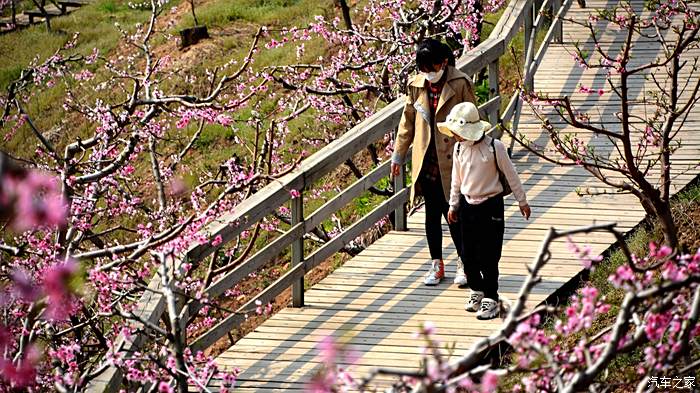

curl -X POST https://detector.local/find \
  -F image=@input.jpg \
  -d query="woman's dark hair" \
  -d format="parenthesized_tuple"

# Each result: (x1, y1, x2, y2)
(416, 38, 456, 71)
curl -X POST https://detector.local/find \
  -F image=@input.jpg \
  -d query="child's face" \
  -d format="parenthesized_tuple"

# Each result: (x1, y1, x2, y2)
(419, 59, 448, 73)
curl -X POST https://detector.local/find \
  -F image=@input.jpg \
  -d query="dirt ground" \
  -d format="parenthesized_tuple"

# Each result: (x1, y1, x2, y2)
(675, 197, 700, 253)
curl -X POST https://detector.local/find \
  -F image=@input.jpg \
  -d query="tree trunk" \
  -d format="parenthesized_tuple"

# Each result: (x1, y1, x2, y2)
(189, 0, 199, 26)
(654, 200, 679, 250)
(336, 0, 353, 30)
(472, 0, 483, 48)
(640, 194, 678, 250)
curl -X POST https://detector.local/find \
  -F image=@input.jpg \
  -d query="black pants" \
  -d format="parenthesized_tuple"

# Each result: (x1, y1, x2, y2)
(418, 176, 462, 262)
(458, 195, 504, 300)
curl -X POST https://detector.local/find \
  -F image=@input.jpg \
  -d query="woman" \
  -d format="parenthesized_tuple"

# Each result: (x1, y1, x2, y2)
(391, 39, 477, 286)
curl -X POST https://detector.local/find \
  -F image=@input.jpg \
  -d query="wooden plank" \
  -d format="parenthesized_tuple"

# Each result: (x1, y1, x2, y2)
(205, 222, 302, 299)
(530, 0, 574, 76)
(192, 188, 410, 351)
(184, 171, 304, 263)
(25, 5, 63, 17)
(190, 260, 305, 352)
(458, 37, 505, 77)
(57, 0, 90, 6)
(305, 160, 391, 230)
(478, 95, 501, 120)
(87, 275, 166, 391)
(303, 188, 409, 270)
(491, 0, 532, 44)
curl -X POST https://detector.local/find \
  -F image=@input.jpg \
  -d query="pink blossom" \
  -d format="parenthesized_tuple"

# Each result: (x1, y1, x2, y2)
(1, 170, 68, 231)
(481, 370, 499, 392)
(649, 241, 673, 259)
(158, 381, 173, 393)
(211, 235, 223, 247)
(10, 269, 40, 302)
(42, 260, 79, 321)
(318, 336, 338, 364)
(74, 69, 95, 81)
(421, 321, 436, 335)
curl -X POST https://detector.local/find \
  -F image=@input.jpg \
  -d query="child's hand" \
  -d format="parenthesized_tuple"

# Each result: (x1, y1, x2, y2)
(447, 208, 458, 224)
(519, 204, 531, 220)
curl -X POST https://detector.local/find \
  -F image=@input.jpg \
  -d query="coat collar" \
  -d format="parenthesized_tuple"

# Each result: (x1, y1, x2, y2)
(408, 65, 468, 88)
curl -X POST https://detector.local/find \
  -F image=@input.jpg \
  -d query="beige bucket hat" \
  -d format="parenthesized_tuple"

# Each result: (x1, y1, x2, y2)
(437, 101, 492, 141)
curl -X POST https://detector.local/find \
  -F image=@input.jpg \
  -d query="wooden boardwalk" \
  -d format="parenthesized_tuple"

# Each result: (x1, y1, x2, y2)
(213, 1, 700, 390)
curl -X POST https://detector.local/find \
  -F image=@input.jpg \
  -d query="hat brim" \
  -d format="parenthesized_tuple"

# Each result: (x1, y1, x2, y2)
(437, 120, 492, 140)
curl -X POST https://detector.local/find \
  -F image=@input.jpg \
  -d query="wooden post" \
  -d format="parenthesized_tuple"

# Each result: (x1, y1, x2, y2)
(523, 0, 535, 93)
(553, 0, 563, 43)
(509, 0, 536, 156)
(11, 0, 17, 26)
(291, 192, 304, 307)
(393, 163, 407, 231)
(488, 59, 501, 139)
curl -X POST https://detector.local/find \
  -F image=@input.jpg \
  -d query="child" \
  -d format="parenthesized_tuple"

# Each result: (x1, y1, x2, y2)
(438, 102, 531, 320)
(392, 39, 478, 287)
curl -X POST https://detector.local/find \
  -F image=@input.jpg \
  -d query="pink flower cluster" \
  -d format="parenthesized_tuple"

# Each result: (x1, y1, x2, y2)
(577, 84, 605, 96)
(566, 237, 603, 269)
(0, 170, 67, 232)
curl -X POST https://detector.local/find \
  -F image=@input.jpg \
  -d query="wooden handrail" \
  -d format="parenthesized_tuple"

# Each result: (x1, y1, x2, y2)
(87, 0, 572, 390)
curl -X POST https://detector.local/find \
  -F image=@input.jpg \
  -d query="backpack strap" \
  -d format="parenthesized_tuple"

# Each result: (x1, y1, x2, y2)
(491, 137, 512, 197)
(490, 137, 500, 173)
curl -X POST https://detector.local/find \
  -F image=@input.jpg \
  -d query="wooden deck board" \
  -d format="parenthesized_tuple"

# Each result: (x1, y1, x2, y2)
(210, 0, 700, 390)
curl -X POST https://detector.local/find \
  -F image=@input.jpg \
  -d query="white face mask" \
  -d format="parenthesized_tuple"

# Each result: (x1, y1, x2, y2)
(422, 67, 444, 83)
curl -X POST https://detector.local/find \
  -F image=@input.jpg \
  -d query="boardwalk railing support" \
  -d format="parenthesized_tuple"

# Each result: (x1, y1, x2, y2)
(553, 0, 564, 43)
(291, 191, 305, 307)
(523, 2, 535, 93)
(393, 162, 407, 231)
(488, 59, 501, 138)
(11, 0, 17, 26)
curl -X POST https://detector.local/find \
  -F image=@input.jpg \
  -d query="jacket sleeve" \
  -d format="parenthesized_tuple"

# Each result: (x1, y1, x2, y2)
(463, 78, 478, 106)
(449, 143, 462, 209)
(392, 88, 416, 164)
(494, 140, 528, 206)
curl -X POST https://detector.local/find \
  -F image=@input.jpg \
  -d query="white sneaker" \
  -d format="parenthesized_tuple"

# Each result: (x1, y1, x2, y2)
(464, 290, 484, 312)
(476, 298, 499, 320)
(423, 259, 445, 286)
(453, 262, 468, 287)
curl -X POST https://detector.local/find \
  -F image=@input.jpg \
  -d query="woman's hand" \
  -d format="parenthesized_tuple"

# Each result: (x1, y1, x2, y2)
(447, 208, 458, 224)
(390, 163, 401, 178)
(519, 204, 531, 220)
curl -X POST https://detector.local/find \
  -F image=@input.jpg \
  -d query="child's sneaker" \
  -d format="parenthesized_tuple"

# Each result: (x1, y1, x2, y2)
(423, 259, 445, 286)
(453, 261, 468, 287)
(464, 290, 484, 312)
(476, 298, 499, 320)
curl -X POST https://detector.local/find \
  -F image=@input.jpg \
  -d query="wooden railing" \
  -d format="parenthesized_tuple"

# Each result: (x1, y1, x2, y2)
(88, 0, 573, 389)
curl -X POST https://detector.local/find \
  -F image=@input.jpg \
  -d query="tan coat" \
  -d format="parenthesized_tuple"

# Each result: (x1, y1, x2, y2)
(392, 66, 478, 205)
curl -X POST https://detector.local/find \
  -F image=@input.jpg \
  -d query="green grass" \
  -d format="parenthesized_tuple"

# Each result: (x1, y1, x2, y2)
(178, 0, 326, 29)
(0, 0, 34, 17)
(0, 0, 152, 91)
(676, 181, 700, 203)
